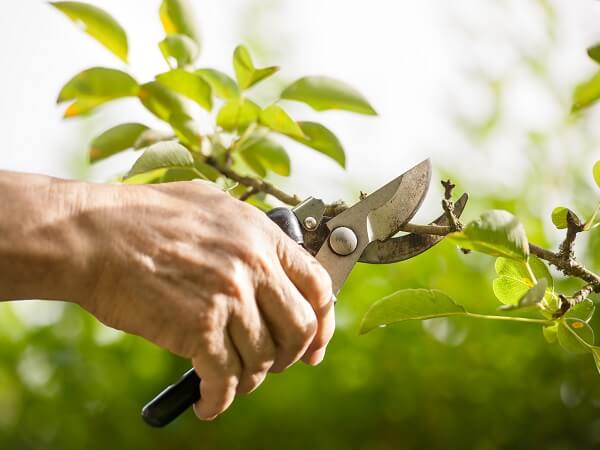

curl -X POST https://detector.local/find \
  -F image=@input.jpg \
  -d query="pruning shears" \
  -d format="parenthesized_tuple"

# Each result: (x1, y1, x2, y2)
(142, 158, 468, 427)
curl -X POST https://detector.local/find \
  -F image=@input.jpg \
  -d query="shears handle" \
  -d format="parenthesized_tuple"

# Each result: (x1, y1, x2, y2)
(141, 207, 303, 427)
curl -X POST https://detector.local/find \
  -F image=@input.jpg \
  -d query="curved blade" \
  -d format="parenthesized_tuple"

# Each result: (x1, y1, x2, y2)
(315, 159, 432, 293)
(359, 193, 468, 264)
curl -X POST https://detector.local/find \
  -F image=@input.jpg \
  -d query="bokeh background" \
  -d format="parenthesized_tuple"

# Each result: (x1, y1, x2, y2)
(1, 0, 600, 449)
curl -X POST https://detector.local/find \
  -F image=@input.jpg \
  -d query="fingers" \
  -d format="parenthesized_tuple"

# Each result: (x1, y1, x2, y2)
(228, 299, 276, 395)
(191, 314, 242, 421)
(256, 264, 318, 372)
(276, 240, 335, 365)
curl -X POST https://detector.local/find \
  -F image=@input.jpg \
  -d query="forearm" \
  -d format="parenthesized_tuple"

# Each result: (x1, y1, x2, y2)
(0, 170, 96, 302)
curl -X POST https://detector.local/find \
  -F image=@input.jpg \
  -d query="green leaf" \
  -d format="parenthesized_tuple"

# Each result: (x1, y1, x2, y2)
(447, 210, 529, 261)
(499, 279, 548, 311)
(551, 207, 573, 229)
(565, 299, 595, 323)
(259, 104, 304, 139)
(168, 113, 201, 149)
(57, 68, 139, 113)
(281, 76, 377, 115)
(138, 81, 188, 122)
(594, 160, 600, 188)
(122, 168, 167, 185)
(291, 121, 345, 168)
(558, 318, 594, 354)
(89, 123, 149, 162)
(126, 141, 193, 178)
(233, 45, 279, 90)
(572, 72, 600, 112)
(493, 256, 553, 306)
(50, 1, 128, 63)
(359, 289, 466, 335)
(543, 323, 558, 344)
(592, 347, 600, 375)
(239, 134, 290, 177)
(156, 69, 212, 111)
(196, 69, 240, 100)
(584, 204, 600, 231)
(159, 33, 199, 68)
(588, 44, 600, 64)
(133, 129, 175, 149)
(216, 98, 260, 132)
(159, 0, 201, 47)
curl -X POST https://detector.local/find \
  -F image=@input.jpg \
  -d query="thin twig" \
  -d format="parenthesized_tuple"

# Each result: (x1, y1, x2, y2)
(239, 187, 259, 202)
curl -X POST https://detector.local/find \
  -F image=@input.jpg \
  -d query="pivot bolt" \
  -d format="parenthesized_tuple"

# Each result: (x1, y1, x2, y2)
(303, 216, 318, 230)
(329, 227, 358, 256)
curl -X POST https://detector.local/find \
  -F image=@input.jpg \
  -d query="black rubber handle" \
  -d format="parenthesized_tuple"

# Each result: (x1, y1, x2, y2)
(141, 208, 303, 427)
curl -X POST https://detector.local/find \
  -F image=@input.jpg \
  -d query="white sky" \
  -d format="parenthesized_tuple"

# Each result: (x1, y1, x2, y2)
(0, 0, 599, 212)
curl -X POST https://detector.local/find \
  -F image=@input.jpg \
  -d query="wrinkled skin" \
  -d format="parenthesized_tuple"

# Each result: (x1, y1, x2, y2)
(0, 173, 335, 420)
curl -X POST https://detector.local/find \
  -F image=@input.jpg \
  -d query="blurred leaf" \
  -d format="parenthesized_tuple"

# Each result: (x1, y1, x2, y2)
(160, 167, 201, 182)
(138, 81, 188, 122)
(217, 98, 260, 132)
(126, 141, 193, 178)
(196, 68, 240, 100)
(63, 97, 108, 118)
(156, 69, 212, 110)
(584, 204, 600, 231)
(493, 256, 553, 307)
(543, 323, 558, 344)
(565, 299, 595, 323)
(194, 161, 220, 181)
(448, 210, 529, 260)
(259, 104, 304, 139)
(594, 160, 600, 188)
(159, 0, 201, 48)
(134, 129, 175, 149)
(593, 347, 600, 375)
(57, 68, 138, 112)
(159, 33, 199, 68)
(572, 72, 600, 112)
(89, 123, 149, 162)
(168, 113, 201, 149)
(291, 121, 345, 168)
(233, 45, 279, 90)
(551, 206, 576, 229)
(50, 1, 128, 63)
(588, 44, 600, 64)
(239, 134, 290, 177)
(558, 318, 594, 354)
(498, 279, 548, 311)
(359, 289, 466, 335)
(281, 76, 377, 115)
(122, 168, 167, 184)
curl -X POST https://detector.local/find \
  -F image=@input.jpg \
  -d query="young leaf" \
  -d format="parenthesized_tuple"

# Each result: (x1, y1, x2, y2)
(126, 141, 193, 178)
(57, 68, 139, 108)
(543, 323, 558, 344)
(89, 123, 149, 162)
(565, 299, 595, 323)
(291, 121, 346, 168)
(159, 0, 201, 48)
(551, 207, 573, 230)
(447, 210, 529, 260)
(123, 168, 168, 185)
(259, 104, 304, 139)
(63, 98, 109, 118)
(134, 129, 175, 149)
(594, 160, 600, 188)
(557, 318, 594, 354)
(238, 134, 290, 177)
(196, 69, 240, 100)
(216, 98, 260, 132)
(359, 289, 466, 335)
(499, 278, 548, 311)
(138, 81, 188, 122)
(168, 113, 201, 149)
(156, 69, 212, 111)
(493, 256, 553, 306)
(281, 76, 377, 115)
(159, 33, 199, 68)
(572, 72, 600, 112)
(588, 44, 600, 64)
(233, 45, 279, 90)
(50, 1, 128, 63)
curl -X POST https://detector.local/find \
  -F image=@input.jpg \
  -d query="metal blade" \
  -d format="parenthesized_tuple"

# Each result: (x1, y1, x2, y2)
(314, 159, 432, 293)
(359, 193, 468, 264)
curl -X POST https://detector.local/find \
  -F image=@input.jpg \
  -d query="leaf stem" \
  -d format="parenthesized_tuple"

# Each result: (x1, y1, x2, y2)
(464, 312, 553, 325)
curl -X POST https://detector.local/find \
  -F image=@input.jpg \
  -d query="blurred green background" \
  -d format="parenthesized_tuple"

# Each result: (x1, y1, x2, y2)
(1, 0, 600, 449)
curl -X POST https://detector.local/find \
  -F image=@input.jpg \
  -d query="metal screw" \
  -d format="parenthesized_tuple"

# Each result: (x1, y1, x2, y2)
(303, 216, 318, 230)
(329, 227, 358, 256)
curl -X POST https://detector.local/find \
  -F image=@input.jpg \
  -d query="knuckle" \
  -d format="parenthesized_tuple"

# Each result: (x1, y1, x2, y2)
(237, 371, 268, 395)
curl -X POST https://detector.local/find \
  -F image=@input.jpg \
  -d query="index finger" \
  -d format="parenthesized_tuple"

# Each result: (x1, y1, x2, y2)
(276, 239, 335, 365)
